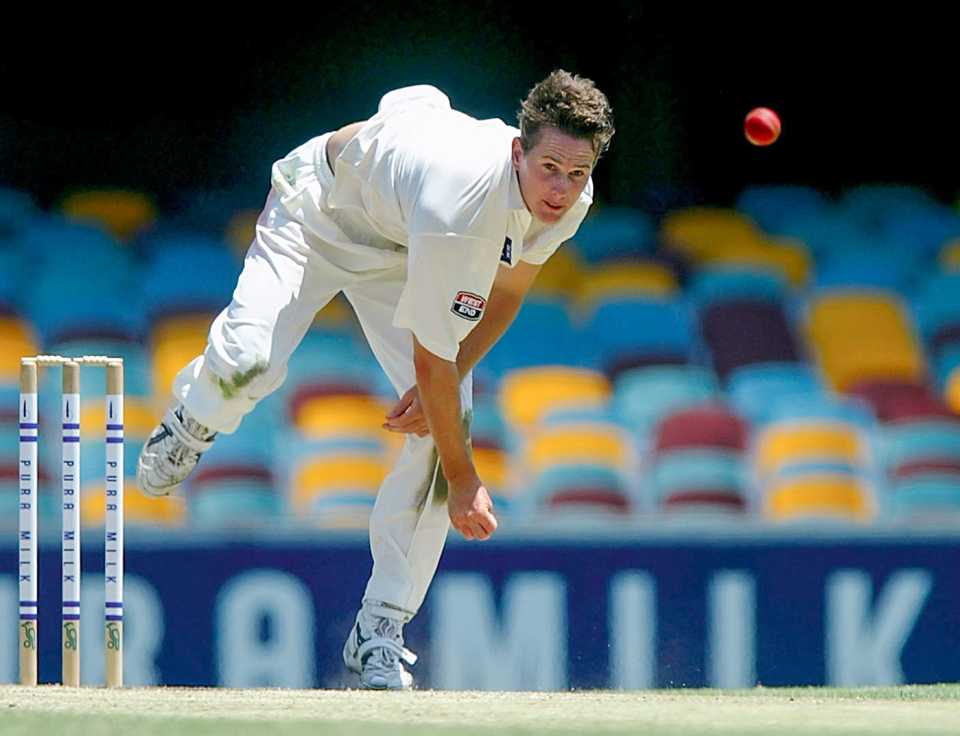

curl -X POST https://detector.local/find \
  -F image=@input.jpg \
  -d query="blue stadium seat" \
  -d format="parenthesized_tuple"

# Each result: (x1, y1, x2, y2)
(839, 184, 937, 230)
(764, 394, 877, 431)
(29, 286, 147, 345)
(726, 362, 822, 425)
(0, 187, 38, 234)
(484, 298, 593, 376)
(141, 234, 241, 318)
(768, 210, 875, 257)
(568, 206, 655, 263)
(688, 267, 789, 309)
(881, 208, 960, 258)
(613, 364, 719, 436)
(914, 273, 960, 342)
(814, 248, 924, 294)
(12, 217, 125, 269)
(585, 297, 695, 370)
(735, 185, 829, 233)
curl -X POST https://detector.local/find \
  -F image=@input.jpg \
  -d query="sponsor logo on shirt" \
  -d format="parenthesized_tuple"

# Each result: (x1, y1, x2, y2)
(500, 237, 512, 264)
(451, 291, 486, 321)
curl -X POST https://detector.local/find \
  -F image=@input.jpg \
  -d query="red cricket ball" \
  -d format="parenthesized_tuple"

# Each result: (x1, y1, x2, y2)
(744, 107, 781, 146)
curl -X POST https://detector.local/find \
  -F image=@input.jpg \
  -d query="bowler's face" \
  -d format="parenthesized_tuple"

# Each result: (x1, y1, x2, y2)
(512, 127, 595, 224)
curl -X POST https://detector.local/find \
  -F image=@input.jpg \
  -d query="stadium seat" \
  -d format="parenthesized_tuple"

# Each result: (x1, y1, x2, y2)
(839, 184, 936, 231)
(939, 238, 960, 272)
(914, 273, 960, 346)
(282, 328, 386, 402)
(697, 238, 811, 288)
(484, 298, 593, 377)
(523, 421, 631, 475)
(700, 299, 801, 382)
(764, 473, 874, 523)
(568, 206, 655, 263)
(149, 313, 216, 402)
(753, 420, 872, 481)
(805, 289, 928, 392)
(846, 380, 953, 422)
(61, 189, 157, 241)
(814, 248, 923, 294)
(287, 447, 387, 528)
(613, 364, 719, 437)
(577, 260, 679, 306)
(584, 296, 695, 377)
(735, 185, 829, 233)
(652, 405, 748, 453)
(81, 477, 185, 528)
(0, 316, 38, 382)
(224, 208, 259, 259)
(0, 187, 38, 235)
(473, 444, 513, 513)
(498, 366, 611, 431)
(765, 210, 875, 258)
(527, 463, 631, 517)
(28, 283, 146, 345)
(141, 235, 241, 319)
(688, 267, 788, 309)
(726, 362, 823, 425)
(880, 208, 960, 259)
(527, 247, 586, 299)
(886, 478, 960, 519)
(880, 419, 960, 482)
(661, 208, 761, 263)
(10, 217, 123, 269)
(649, 449, 746, 514)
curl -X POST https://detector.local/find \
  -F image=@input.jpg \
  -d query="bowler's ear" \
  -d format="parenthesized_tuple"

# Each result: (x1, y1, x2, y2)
(511, 138, 524, 170)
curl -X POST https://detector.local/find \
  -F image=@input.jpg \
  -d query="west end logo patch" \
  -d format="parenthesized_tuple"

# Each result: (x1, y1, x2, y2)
(451, 291, 486, 321)
(500, 237, 512, 264)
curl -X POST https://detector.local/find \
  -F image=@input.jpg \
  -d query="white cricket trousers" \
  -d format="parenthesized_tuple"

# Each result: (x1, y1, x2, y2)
(172, 133, 469, 621)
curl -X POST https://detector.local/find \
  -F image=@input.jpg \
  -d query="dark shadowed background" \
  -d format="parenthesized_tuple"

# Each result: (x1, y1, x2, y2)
(0, 4, 954, 211)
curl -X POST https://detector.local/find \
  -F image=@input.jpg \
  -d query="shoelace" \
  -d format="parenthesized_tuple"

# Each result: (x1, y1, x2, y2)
(358, 616, 417, 672)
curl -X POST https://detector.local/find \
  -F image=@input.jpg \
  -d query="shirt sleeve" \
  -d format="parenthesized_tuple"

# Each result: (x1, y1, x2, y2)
(393, 232, 501, 361)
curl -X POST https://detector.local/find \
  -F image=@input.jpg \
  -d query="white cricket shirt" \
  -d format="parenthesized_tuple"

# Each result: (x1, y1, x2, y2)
(329, 85, 594, 361)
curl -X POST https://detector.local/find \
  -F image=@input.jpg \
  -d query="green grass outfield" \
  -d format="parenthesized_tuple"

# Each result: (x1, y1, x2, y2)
(1, 684, 958, 736)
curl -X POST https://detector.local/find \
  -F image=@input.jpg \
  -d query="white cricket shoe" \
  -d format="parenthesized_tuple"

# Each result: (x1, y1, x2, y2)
(137, 405, 216, 496)
(342, 608, 417, 690)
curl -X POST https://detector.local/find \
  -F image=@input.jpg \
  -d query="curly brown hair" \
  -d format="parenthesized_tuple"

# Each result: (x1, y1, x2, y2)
(518, 70, 615, 159)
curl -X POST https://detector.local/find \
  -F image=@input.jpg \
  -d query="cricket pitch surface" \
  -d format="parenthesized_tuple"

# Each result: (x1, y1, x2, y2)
(1, 683, 958, 735)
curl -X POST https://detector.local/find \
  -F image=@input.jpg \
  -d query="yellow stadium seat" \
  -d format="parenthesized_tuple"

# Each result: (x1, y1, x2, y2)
(661, 208, 761, 262)
(765, 474, 873, 522)
(498, 367, 611, 430)
(61, 190, 157, 241)
(528, 246, 585, 298)
(290, 453, 386, 512)
(293, 395, 391, 438)
(150, 314, 215, 401)
(80, 397, 160, 439)
(82, 478, 185, 527)
(578, 262, 678, 307)
(805, 291, 927, 391)
(940, 238, 960, 271)
(755, 422, 868, 478)
(0, 318, 39, 381)
(312, 293, 356, 329)
(946, 367, 960, 414)
(473, 446, 511, 494)
(524, 424, 629, 474)
(700, 238, 811, 287)
(225, 208, 259, 259)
